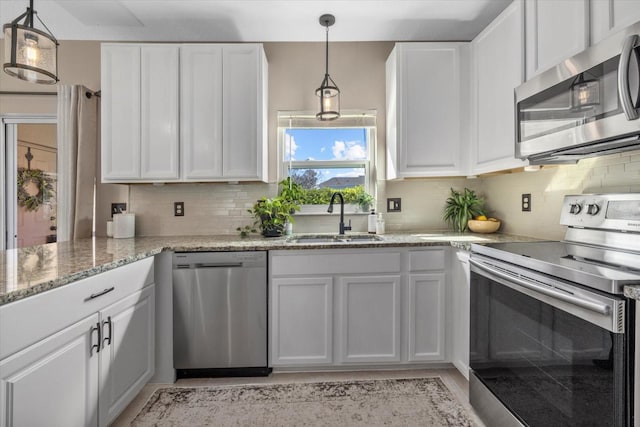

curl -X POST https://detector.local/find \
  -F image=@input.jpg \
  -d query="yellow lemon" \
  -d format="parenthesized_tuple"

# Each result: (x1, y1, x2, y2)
(475, 215, 487, 221)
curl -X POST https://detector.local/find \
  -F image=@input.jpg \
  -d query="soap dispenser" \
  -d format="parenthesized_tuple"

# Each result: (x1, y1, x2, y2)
(368, 210, 377, 234)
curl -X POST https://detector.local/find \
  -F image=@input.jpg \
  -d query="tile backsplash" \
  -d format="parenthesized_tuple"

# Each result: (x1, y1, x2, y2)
(128, 150, 640, 239)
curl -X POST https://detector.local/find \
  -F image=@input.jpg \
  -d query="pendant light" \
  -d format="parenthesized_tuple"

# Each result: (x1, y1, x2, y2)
(316, 14, 340, 121)
(3, 0, 59, 84)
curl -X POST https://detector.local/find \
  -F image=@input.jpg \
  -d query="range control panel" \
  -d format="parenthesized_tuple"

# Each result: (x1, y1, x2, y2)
(560, 193, 640, 231)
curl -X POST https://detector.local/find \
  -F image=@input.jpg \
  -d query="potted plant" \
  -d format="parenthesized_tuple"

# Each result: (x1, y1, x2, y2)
(443, 188, 486, 232)
(354, 191, 375, 212)
(278, 177, 304, 209)
(250, 196, 300, 237)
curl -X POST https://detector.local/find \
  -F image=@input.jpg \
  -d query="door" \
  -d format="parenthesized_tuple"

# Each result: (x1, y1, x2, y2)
(0, 314, 100, 427)
(180, 45, 223, 180)
(98, 285, 155, 427)
(2, 117, 57, 250)
(470, 264, 628, 426)
(338, 275, 401, 363)
(140, 45, 179, 180)
(270, 277, 333, 366)
(222, 45, 264, 179)
(101, 44, 141, 180)
(407, 273, 446, 362)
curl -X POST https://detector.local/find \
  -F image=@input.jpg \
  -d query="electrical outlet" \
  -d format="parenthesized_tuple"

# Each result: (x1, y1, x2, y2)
(387, 198, 401, 212)
(174, 202, 184, 216)
(111, 203, 126, 217)
(522, 194, 531, 212)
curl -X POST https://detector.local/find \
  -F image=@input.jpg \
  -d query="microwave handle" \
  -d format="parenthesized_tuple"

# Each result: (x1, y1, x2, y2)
(618, 34, 639, 120)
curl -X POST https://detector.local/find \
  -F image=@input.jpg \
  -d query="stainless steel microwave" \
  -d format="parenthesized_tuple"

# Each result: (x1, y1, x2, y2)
(515, 21, 640, 164)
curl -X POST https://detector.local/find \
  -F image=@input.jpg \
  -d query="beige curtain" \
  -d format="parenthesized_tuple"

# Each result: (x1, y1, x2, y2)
(57, 85, 98, 241)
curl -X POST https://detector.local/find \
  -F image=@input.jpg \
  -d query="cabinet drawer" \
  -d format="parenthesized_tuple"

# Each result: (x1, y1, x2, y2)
(409, 249, 446, 272)
(271, 250, 401, 276)
(0, 257, 154, 360)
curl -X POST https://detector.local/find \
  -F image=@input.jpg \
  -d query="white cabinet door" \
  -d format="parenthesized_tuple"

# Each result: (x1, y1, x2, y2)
(181, 45, 224, 180)
(407, 273, 446, 362)
(0, 314, 100, 427)
(591, 0, 640, 44)
(471, 1, 528, 174)
(338, 275, 402, 363)
(98, 285, 155, 427)
(101, 44, 141, 181)
(271, 277, 333, 366)
(450, 250, 470, 378)
(222, 45, 268, 181)
(141, 46, 179, 180)
(525, 0, 589, 80)
(386, 43, 470, 178)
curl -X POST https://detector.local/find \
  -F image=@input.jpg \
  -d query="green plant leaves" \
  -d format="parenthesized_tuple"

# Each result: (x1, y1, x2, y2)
(443, 188, 486, 232)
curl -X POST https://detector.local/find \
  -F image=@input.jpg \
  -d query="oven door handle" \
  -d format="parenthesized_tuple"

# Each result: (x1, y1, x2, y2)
(469, 258, 611, 315)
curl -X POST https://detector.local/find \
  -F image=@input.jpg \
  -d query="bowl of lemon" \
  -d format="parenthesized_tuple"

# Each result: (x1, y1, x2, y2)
(467, 215, 501, 233)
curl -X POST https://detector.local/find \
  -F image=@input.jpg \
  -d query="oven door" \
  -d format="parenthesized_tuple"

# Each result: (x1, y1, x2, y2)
(469, 254, 631, 427)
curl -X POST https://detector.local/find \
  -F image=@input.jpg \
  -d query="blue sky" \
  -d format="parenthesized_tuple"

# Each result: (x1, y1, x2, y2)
(284, 128, 368, 161)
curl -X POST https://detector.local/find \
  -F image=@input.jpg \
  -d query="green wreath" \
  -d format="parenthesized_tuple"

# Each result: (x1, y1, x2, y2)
(17, 167, 55, 211)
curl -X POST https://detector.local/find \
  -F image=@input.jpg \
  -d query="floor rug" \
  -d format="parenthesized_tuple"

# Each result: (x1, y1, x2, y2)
(131, 377, 474, 426)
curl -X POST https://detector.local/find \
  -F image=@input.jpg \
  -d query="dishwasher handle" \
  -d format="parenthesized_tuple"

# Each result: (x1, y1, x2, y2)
(194, 262, 244, 269)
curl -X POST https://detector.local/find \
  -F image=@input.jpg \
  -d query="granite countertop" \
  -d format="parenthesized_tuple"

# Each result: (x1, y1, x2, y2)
(0, 232, 541, 306)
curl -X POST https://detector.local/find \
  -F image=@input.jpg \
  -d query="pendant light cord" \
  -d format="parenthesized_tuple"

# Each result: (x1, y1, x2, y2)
(325, 24, 329, 77)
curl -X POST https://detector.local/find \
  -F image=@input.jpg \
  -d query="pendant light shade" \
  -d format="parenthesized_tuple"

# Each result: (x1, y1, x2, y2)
(3, 0, 58, 84)
(316, 14, 340, 121)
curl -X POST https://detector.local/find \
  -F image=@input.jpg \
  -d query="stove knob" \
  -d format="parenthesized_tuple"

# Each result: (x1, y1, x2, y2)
(569, 203, 582, 214)
(586, 203, 600, 215)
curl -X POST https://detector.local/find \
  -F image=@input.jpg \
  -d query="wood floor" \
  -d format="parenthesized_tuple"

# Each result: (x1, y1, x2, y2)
(112, 367, 484, 426)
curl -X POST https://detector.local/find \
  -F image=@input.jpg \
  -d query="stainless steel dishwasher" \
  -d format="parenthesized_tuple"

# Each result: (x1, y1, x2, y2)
(172, 251, 269, 377)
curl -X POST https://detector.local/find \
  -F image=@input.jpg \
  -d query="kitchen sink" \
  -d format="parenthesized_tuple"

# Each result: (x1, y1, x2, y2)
(287, 234, 384, 244)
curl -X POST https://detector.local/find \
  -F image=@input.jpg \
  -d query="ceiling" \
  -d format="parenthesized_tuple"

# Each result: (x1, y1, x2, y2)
(0, 0, 512, 42)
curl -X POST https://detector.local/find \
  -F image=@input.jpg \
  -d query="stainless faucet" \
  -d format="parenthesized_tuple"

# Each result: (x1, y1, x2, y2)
(327, 192, 352, 235)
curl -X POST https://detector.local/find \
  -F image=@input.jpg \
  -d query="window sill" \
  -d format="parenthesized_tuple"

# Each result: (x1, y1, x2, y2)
(294, 204, 370, 216)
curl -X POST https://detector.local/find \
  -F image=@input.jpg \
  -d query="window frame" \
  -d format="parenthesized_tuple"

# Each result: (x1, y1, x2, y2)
(277, 111, 377, 210)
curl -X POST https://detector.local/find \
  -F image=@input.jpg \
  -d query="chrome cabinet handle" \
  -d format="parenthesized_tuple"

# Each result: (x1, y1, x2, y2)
(86, 286, 115, 301)
(618, 34, 639, 120)
(90, 322, 102, 356)
(469, 258, 611, 315)
(102, 316, 112, 348)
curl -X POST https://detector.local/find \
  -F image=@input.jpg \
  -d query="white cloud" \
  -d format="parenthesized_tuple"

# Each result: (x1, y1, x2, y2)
(332, 140, 367, 160)
(284, 134, 298, 160)
(320, 147, 326, 153)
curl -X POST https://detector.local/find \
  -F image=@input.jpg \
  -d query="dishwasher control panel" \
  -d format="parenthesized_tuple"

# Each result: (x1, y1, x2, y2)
(173, 251, 267, 269)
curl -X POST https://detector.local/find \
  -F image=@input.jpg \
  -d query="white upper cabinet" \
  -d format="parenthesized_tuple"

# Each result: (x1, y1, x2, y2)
(141, 45, 180, 180)
(386, 43, 470, 179)
(181, 45, 224, 180)
(101, 43, 268, 183)
(101, 45, 141, 180)
(591, 0, 640, 44)
(524, 0, 589, 80)
(471, 0, 528, 174)
(222, 45, 268, 181)
(102, 44, 179, 182)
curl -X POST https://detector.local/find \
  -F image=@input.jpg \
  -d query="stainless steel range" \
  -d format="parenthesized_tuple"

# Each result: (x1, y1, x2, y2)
(469, 193, 640, 427)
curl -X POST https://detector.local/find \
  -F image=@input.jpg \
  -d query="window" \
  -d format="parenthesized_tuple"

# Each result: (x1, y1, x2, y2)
(278, 111, 376, 210)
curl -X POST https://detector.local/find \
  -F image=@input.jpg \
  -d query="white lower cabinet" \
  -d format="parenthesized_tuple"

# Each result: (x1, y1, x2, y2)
(407, 273, 446, 362)
(338, 275, 402, 363)
(450, 250, 470, 379)
(271, 277, 333, 365)
(98, 285, 155, 427)
(0, 258, 155, 427)
(269, 248, 447, 368)
(0, 314, 100, 427)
